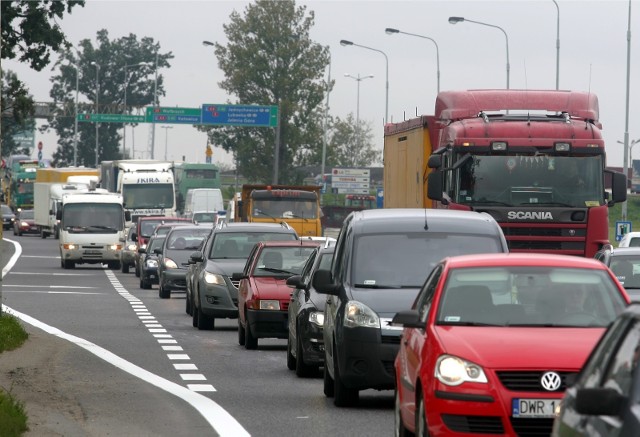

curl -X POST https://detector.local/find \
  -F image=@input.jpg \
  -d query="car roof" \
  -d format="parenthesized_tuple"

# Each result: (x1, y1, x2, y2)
(258, 240, 321, 248)
(443, 253, 612, 270)
(347, 208, 502, 235)
(138, 216, 192, 224)
(212, 221, 297, 234)
(165, 224, 212, 234)
(609, 247, 640, 256)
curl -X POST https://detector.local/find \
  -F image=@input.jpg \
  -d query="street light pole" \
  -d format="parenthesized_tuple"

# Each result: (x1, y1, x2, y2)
(340, 39, 389, 124)
(151, 52, 159, 160)
(91, 61, 100, 167)
(321, 49, 332, 194)
(449, 16, 510, 89)
(385, 28, 440, 93)
(345, 73, 374, 166)
(72, 64, 79, 167)
(161, 126, 173, 160)
(123, 62, 150, 159)
(552, 0, 560, 90)
(621, 0, 633, 220)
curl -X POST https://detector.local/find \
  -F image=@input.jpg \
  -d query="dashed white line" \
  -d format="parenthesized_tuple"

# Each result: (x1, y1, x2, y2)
(168, 354, 190, 360)
(174, 364, 198, 370)
(180, 374, 207, 381)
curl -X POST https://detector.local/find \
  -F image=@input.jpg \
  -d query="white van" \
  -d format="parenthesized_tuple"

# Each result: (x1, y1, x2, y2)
(183, 188, 223, 218)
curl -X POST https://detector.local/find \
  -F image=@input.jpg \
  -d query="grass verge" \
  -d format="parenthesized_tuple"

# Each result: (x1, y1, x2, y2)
(0, 313, 29, 436)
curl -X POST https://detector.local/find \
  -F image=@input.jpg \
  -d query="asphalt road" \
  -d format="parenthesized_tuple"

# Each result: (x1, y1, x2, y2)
(1, 234, 393, 436)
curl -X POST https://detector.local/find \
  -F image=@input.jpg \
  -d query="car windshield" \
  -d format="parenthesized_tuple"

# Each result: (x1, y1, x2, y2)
(19, 210, 34, 219)
(1, 205, 12, 214)
(148, 237, 166, 252)
(436, 266, 627, 327)
(209, 232, 297, 259)
(253, 246, 316, 276)
(352, 232, 503, 288)
(166, 228, 210, 251)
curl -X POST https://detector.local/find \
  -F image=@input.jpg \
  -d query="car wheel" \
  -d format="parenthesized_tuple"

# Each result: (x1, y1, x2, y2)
(244, 313, 258, 350)
(135, 263, 140, 277)
(395, 388, 413, 437)
(323, 357, 335, 398)
(295, 330, 315, 377)
(192, 296, 199, 328)
(159, 283, 171, 299)
(122, 262, 129, 274)
(139, 277, 145, 289)
(108, 261, 120, 270)
(238, 318, 246, 346)
(286, 330, 296, 370)
(333, 345, 358, 407)
(415, 391, 429, 437)
(185, 292, 192, 315)
(196, 303, 214, 330)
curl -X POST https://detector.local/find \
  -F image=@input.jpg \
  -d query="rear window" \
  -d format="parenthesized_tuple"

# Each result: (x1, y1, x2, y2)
(352, 232, 504, 288)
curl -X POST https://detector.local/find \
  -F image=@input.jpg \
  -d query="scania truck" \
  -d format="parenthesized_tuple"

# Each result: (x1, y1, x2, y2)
(57, 189, 129, 269)
(383, 89, 627, 257)
(100, 160, 176, 222)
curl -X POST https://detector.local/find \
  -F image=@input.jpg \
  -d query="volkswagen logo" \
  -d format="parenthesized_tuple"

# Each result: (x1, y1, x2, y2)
(540, 371, 562, 391)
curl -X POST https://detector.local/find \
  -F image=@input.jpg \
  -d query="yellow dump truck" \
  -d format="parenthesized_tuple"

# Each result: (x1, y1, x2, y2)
(236, 184, 322, 237)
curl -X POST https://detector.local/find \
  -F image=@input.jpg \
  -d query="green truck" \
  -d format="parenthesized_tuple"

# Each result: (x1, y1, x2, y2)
(3, 156, 39, 210)
(173, 162, 221, 215)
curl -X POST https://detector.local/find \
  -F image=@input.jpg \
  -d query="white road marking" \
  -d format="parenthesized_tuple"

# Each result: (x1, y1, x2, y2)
(2, 284, 96, 289)
(2, 290, 103, 295)
(149, 328, 167, 333)
(158, 339, 178, 344)
(174, 364, 198, 370)
(2, 239, 248, 437)
(180, 374, 207, 381)
(162, 346, 184, 351)
(7, 271, 92, 276)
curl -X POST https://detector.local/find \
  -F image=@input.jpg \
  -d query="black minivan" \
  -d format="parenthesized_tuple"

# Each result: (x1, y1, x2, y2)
(312, 208, 509, 407)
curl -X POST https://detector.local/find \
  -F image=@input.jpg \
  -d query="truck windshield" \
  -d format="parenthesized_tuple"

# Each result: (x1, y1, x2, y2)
(123, 184, 174, 209)
(455, 155, 604, 208)
(252, 198, 318, 219)
(63, 203, 123, 233)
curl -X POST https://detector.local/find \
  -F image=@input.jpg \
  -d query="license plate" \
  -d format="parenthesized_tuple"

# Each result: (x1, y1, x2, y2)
(512, 398, 558, 418)
(84, 250, 101, 254)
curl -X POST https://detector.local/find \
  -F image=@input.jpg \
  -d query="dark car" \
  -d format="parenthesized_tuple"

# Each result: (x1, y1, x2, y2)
(12, 209, 38, 236)
(135, 221, 192, 277)
(1, 203, 16, 230)
(286, 244, 335, 377)
(552, 303, 640, 437)
(189, 222, 298, 330)
(133, 217, 192, 276)
(236, 240, 320, 350)
(595, 244, 640, 301)
(157, 225, 211, 298)
(139, 234, 166, 289)
(312, 208, 510, 407)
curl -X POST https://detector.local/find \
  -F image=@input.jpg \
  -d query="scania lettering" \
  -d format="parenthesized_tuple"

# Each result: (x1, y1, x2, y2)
(507, 211, 554, 220)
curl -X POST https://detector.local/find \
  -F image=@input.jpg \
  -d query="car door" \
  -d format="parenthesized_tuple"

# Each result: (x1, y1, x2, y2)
(290, 249, 318, 344)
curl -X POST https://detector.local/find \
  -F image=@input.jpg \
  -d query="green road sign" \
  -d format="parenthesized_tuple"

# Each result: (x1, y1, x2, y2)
(145, 107, 202, 123)
(78, 114, 146, 123)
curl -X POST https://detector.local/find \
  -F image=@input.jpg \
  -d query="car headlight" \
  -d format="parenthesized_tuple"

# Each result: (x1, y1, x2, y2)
(204, 271, 225, 285)
(108, 244, 122, 251)
(344, 300, 380, 328)
(140, 244, 147, 250)
(435, 354, 488, 386)
(127, 243, 137, 251)
(21, 221, 29, 226)
(63, 243, 78, 250)
(146, 259, 158, 268)
(164, 258, 178, 269)
(309, 311, 324, 327)
(260, 300, 280, 310)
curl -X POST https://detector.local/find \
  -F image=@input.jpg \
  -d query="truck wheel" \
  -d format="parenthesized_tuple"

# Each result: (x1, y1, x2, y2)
(40, 228, 47, 239)
(108, 261, 120, 270)
(63, 260, 75, 269)
(54, 226, 59, 239)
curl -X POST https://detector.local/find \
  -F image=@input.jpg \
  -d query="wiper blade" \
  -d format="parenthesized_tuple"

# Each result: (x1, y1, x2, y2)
(438, 321, 500, 326)
(259, 267, 293, 275)
(88, 225, 117, 231)
(354, 283, 401, 289)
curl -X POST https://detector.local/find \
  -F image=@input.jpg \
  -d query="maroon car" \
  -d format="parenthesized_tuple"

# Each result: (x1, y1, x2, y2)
(13, 209, 38, 236)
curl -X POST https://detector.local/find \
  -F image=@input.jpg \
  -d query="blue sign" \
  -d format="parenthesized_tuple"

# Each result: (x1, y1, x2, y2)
(201, 104, 278, 127)
(377, 188, 384, 208)
(616, 221, 632, 241)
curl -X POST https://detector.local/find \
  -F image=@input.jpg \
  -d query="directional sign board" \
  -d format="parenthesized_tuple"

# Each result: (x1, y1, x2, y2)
(201, 104, 278, 127)
(331, 168, 370, 193)
(78, 114, 146, 123)
(145, 107, 202, 124)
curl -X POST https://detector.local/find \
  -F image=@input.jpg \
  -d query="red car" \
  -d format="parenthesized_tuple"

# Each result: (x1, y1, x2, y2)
(236, 240, 320, 350)
(12, 209, 38, 236)
(393, 253, 630, 437)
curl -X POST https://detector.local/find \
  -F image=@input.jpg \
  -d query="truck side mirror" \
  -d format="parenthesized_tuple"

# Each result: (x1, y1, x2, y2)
(609, 171, 627, 206)
(427, 154, 442, 169)
(125, 211, 131, 222)
(427, 171, 444, 202)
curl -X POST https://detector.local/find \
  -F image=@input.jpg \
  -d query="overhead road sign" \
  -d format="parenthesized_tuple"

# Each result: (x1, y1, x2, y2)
(145, 107, 202, 124)
(201, 104, 278, 127)
(78, 114, 146, 123)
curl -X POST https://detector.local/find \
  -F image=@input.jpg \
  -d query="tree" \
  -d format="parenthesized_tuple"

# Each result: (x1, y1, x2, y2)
(326, 114, 381, 168)
(204, 0, 330, 184)
(47, 30, 172, 167)
(1, 0, 85, 159)
(1, 69, 36, 156)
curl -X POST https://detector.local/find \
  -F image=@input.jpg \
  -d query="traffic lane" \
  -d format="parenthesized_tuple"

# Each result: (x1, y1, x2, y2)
(114, 264, 395, 437)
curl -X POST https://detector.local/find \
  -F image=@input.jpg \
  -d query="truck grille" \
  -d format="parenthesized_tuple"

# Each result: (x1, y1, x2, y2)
(500, 223, 586, 254)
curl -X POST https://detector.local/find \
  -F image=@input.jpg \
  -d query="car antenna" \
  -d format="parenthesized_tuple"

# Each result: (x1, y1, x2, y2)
(424, 208, 429, 230)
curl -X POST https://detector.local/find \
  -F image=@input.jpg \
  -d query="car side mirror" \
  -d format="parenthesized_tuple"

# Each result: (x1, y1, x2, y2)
(575, 387, 625, 416)
(312, 269, 339, 295)
(286, 274, 305, 289)
(138, 247, 146, 254)
(391, 309, 423, 329)
(131, 232, 137, 242)
(153, 248, 162, 255)
(231, 272, 246, 281)
(191, 251, 204, 262)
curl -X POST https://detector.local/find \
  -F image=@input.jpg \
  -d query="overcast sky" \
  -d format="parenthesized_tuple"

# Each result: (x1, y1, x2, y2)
(4, 0, 639, 169)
